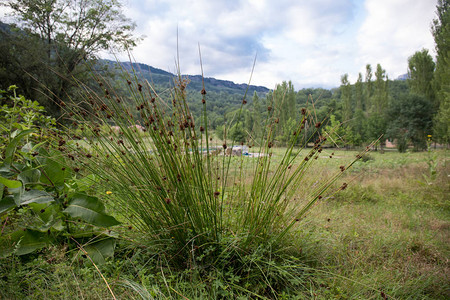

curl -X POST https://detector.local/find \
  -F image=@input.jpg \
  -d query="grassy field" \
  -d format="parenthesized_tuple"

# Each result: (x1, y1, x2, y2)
(293, 149, 449, 298)
(1, 148, 448, 299)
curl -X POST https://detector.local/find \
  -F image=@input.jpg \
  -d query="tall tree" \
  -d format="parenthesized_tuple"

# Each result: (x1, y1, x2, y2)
(353, 73, 366, 144)
(365, 64, 373, 106)
(272, 81, 296, 143)
(355, 72, 364, 111)
(373, 64, 388, 114)
(407, 49, 436, 105)
(340, 73, 352, 122)
(365, 64, 388, 149)
(1, 0, 138, 117)
(431, 0, 450, 144)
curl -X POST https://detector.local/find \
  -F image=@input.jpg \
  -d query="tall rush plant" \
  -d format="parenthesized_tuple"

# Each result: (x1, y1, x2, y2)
(63, 62, 373, 263)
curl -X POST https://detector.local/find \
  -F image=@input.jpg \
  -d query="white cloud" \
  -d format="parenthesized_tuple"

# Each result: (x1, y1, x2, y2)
(357, 0, 437, 79)
(111, 0, 438, 89)
(3, 0, 438, 88)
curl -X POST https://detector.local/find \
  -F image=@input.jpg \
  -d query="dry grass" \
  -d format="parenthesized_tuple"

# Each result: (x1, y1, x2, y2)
(289, 149, 450, 298)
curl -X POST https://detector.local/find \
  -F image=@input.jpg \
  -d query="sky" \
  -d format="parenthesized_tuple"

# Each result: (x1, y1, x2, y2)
(114, 0, 437, 90)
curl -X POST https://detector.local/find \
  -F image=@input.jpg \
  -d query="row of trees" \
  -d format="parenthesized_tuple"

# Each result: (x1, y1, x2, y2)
(219, 52, 441, 150)
(335, 0, 448, 150)
(222, 0, 448, 151)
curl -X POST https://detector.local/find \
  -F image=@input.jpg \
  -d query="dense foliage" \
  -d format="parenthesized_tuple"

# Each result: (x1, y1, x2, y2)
(0, 0, 138, 118)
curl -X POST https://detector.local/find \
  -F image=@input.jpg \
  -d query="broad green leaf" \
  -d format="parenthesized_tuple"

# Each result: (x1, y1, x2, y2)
(14, 229, 49, 256)
(0, 176, 22, 189)
(29, 202, 55, 223)
(38, 148, 70, 188)
(4, 129, 34, 166)
(19, 189, 54, 205)
(0, 195, 15, 214)
(0, 229, 49, 257)
(51, 219, 65, 231)
(63, 193, 120, 227)
(83, 238, 116, 265)
(0, 182, 3, 200)
(0, 166, 14, 177)
(10, 186, 24, 206)
(18, 168, 41, 185)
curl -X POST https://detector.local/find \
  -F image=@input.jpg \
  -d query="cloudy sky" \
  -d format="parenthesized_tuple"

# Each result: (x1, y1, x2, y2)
(114, 0, 437, 90)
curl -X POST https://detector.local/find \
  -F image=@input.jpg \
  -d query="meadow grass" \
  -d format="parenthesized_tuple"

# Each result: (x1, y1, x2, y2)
(1, 149, 448, 299)
(291, 149, 449, 299)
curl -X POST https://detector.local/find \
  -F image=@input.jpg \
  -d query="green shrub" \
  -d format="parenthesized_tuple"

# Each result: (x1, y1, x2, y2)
(0, 86, 119, 265)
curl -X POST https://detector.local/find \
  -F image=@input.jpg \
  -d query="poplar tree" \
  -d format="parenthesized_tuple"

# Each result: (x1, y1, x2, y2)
(353, 73, 366, 144)
(366, 64, 388, 149)
(355, 72, 364, 111)
(272, 81, 296, 143)
(407, 49, 436, 106)
(373, 64, 388, 114)
(365, 64, 373, 106)
(431, 0, 450, 144)
(340, 74, 352, 122)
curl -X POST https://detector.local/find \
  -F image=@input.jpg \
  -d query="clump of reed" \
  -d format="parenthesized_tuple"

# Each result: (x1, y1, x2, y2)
(62, 60, 372, 270)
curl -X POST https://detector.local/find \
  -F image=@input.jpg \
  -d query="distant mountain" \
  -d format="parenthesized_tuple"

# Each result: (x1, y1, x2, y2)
(100, 59, 270, 95)
(396, 73, 409, 81)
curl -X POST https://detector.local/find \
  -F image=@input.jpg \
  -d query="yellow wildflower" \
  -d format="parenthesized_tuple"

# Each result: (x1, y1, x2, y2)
(106, 191, 112, 195)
